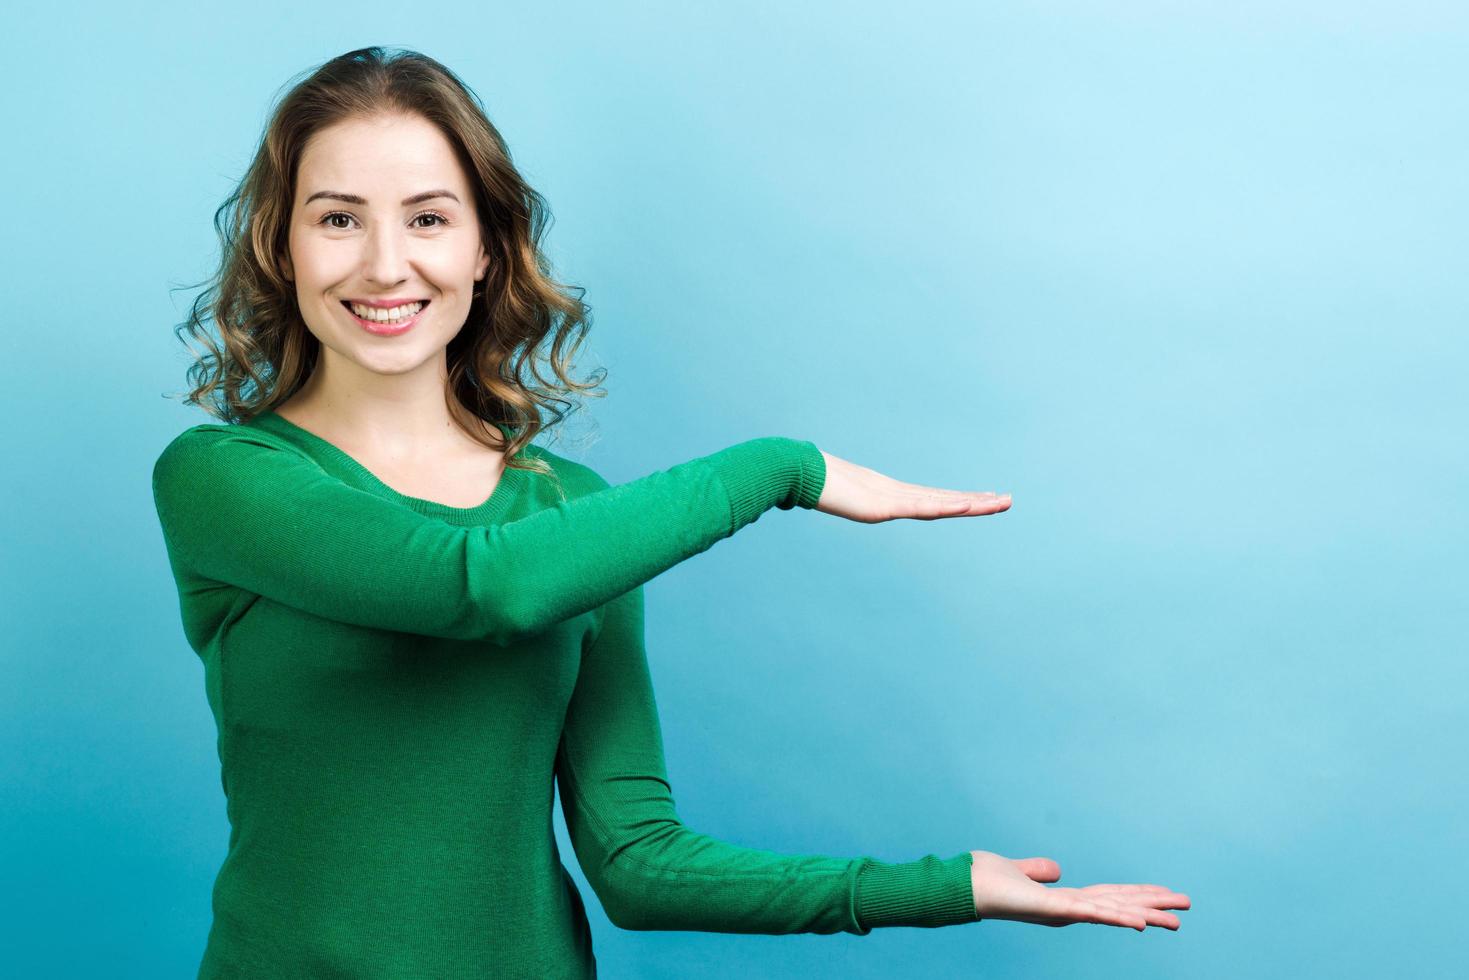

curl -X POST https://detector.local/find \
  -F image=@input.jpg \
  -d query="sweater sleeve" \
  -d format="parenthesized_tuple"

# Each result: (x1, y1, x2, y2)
(150, 425, 826, 644)
(554, 581, 980, 934)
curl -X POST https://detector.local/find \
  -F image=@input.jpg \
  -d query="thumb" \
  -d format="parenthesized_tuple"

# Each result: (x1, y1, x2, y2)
(1011, 857, 1062, 882)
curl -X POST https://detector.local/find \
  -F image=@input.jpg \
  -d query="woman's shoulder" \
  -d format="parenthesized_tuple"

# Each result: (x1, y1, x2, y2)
(151, 418, 315, 492)
(156, 418, 304, 459)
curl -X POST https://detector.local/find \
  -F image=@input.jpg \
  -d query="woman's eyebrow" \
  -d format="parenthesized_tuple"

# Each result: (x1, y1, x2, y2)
(304, 189, 461, 206)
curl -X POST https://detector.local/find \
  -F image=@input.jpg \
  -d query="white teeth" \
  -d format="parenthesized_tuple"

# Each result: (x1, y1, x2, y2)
(348, 300, 425, 322)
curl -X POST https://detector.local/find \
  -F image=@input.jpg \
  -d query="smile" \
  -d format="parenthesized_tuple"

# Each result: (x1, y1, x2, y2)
(341, 300, 429, 336)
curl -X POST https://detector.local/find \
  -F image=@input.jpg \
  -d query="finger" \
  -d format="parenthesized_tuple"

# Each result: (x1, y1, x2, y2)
(907, 495, 985, 521)
(898, 484, 1009, 504)
(1048, 894, 1147, 931)
(1082, 884, 1174, 897)
(906, 494, 1011, 519)
(950, 491, 1013, 514)
(1093, 897, 1182, 931)
(959, 497, 1012, 515)
(919, 489, 1012, 508)
(1084, 885, 1192, 910)
(1135, 907, 1182, 930)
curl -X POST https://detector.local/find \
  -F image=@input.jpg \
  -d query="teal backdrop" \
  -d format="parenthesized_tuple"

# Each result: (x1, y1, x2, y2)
(3, 2, 1464, 977)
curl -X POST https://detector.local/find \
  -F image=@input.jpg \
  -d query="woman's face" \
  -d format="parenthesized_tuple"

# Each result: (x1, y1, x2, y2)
(283, 112, 490, 380)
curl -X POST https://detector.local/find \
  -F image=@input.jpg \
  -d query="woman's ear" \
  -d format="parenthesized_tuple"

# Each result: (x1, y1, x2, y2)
(280, 253, 294, 284)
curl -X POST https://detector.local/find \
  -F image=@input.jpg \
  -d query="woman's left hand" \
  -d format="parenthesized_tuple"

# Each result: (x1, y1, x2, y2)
(968, 849, 1191, 931)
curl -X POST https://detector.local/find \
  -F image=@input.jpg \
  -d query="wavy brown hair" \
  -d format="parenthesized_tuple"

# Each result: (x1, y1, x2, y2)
(167, 45, 605, 479)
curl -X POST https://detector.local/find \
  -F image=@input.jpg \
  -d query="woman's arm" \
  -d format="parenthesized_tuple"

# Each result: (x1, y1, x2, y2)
(150, 425, 824, 643)
(555, 581, 979, 934)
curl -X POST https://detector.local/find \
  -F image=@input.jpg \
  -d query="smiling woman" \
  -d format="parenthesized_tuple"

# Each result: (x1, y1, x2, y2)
(153, 43, 1181, 980)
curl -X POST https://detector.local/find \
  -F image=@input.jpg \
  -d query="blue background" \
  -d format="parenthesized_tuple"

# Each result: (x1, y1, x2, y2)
(4, 2, 1464, 977)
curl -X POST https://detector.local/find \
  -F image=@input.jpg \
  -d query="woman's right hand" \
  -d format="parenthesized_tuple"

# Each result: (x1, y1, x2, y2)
(814, 450, 1012, 523)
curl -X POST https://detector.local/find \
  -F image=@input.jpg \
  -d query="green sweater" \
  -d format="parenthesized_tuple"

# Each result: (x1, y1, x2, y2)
(151, 409, 979, 978)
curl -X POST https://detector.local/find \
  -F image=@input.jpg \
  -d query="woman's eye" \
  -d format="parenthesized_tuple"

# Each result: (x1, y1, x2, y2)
(318, 212, 446, 229)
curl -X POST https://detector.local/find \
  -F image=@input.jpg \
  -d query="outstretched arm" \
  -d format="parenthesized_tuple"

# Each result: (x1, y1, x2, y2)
(555, 581, 979, 935)
(151, 425, 824, 644)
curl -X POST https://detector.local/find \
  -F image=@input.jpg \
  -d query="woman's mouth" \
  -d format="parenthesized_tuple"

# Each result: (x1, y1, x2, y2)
(341, 299, 429, 336)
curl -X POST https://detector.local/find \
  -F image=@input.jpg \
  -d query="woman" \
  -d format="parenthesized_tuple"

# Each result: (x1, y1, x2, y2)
(153, 46, 1189, 979)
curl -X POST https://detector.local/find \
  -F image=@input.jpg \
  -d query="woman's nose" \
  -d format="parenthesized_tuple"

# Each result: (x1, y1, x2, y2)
(362, 225, 412, 284)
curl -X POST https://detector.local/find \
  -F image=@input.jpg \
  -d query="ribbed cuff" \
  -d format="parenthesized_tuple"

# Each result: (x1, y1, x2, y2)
(788, 439, 826, 511)
(853, 851, 978, 931)
(704, 437, 828, 533)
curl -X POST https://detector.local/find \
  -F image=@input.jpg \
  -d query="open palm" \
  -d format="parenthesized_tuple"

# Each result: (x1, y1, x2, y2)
(969, 850, 1190, 931)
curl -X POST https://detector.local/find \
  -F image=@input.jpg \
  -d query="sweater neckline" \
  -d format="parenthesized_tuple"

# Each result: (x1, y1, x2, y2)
(249, 409, 527, 524)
